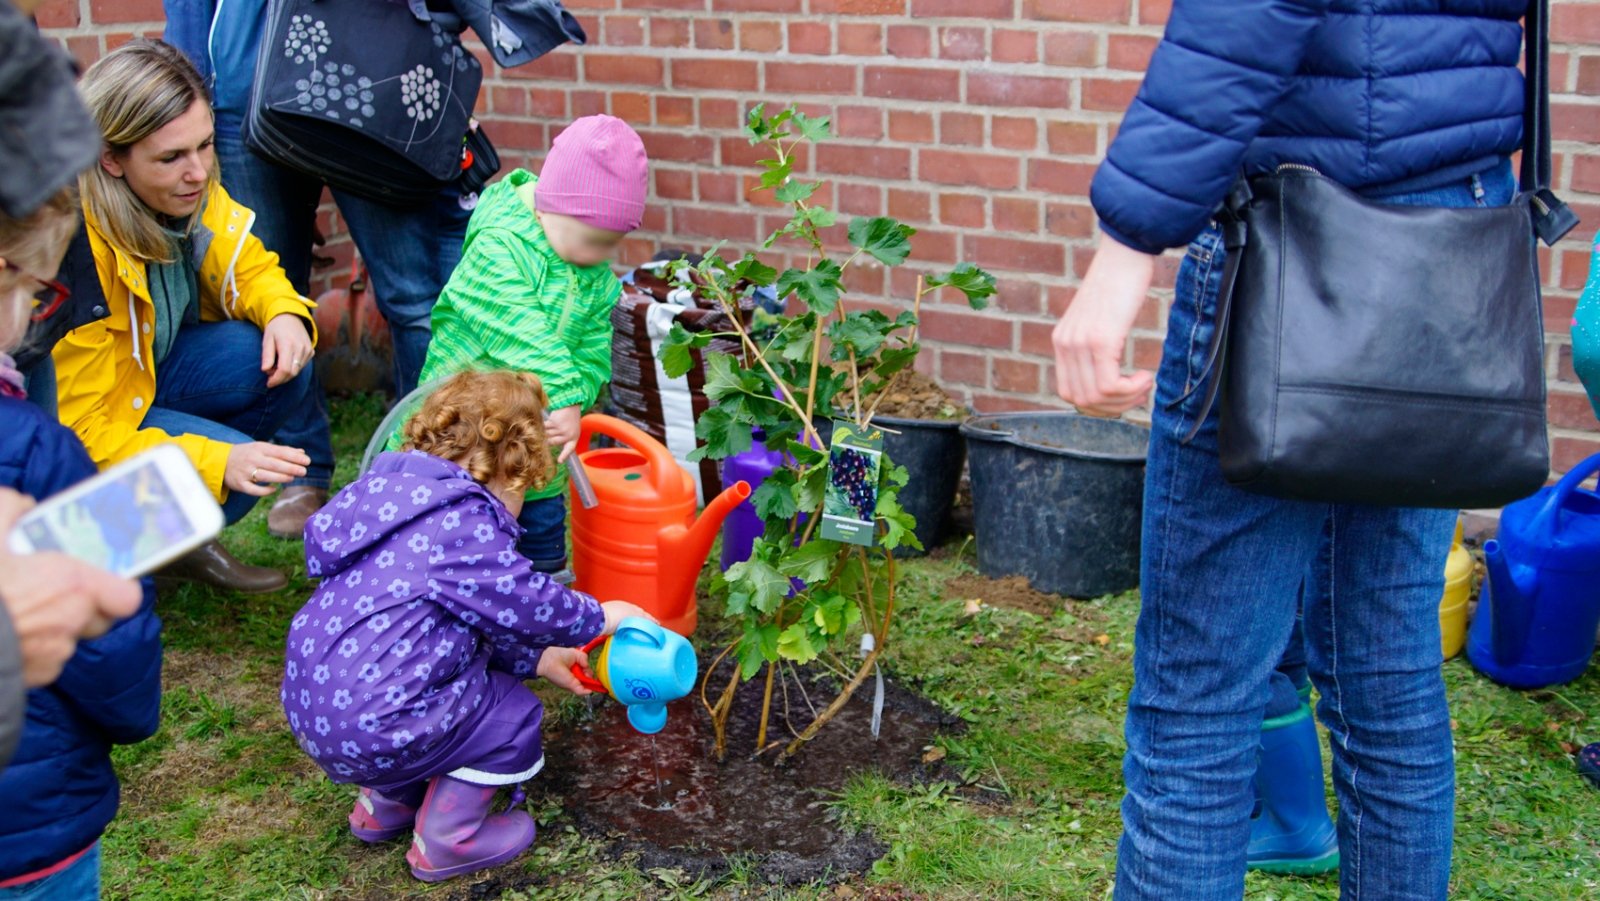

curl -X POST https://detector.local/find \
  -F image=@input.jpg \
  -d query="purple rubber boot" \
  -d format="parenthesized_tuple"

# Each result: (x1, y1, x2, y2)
(348, 782, 427, 843)
(405, 775, 536, 882)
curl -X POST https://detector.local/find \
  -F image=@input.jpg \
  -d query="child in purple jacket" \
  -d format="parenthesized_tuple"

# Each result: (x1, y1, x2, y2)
(281, 370, 649, 883)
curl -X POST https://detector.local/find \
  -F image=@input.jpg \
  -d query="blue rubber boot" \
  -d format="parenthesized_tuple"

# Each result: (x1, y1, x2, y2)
(1247, 704, 1340, 875)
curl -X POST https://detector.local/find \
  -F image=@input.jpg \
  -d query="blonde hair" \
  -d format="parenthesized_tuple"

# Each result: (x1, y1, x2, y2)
(77, 39, 213, 264)
(0, 186, 79, 352)
(403, 371, 556, 495)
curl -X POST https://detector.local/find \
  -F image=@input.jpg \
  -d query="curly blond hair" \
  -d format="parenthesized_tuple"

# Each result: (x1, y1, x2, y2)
(403, 370, 556, 495)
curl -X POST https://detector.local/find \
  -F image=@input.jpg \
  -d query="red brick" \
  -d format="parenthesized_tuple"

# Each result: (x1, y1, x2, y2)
(838, 182, 883, 217)
(766, 62, 857, 95)
(1108, 34, 1160, 71)
(940, 350, 989, 389)
(788, 21, 833, 55)
(994, 279, 1042, 315)
(90, 0, 162, 23)
(650, 18, 691, 47)
(572, 90, 608, 117)
(993, 116, 1039, 151)
(889, 110, 934, 143)
(888, 188, 932, 222)
(994, 197, 1040, 233)
(938, 27, 987, 61)
(1048, 121, 1099, 156)
(740, 19, 784, 52)
(837, 106, 884, 140)
(1020, 320, 1056, 357)
(886, 25, 930, 58)
(694, 18, 736, 50)
(585, 54, 664, 85)
(967, 235, 1066, 274)
(972, 393, 1058, 413)
(105, 31, 142, 51)
(941, 112, 985, 147)
(1553, 435, 1600, 474)
(1046, 201, 1096, 238)
(843, 264, 887, 295)
(993, 29, 1039, 63)
(656, 169, 695, 201)
(1553, 4, 1600, 43)
(910, 228, 959, 263)
(1044, 32, 1099, 68)
(481, 119, 546, 152)
(1560, 248, 1592, 291)
(504, 49, 578, 81)
(922, 149, 1020, 190)
(1024, 0, 1130, 23)
(940, 193, 987, 228)
(673, 59, 760, 91)
(1545, 293, 1577, 335)
(1558, 342, 1579, 383)
(714, 0, 801, 9)
(864, 66, 960, 102)
(922, 309, 1014, 350)
(604, 15, 646, 45)
(528, 88, 568, 118)
(34, 0, 80, 28)
(721, 136, 811, 169)
(817, 144, 912, 180)
(1553, 102, 1600, 143)
(611, 91, 652, 123)
(697, 171, 740, 204)
(969, 73, 1072, 108)
(562, 0, 619, 8)
(675, 207, 760, 243)
(993, 358, 1042, 393)
(738, 175, 786, 208)
(1083, 77, 1141, 111)
(1578, 56, 1600, 97)
(839, 23, 884, 55)
(812, 0, 905, 12)
(700, 98, 740, 128)
(629, 0, 705, 9)
(491, 86, 528, 117)
(1140, 0, 1171, 25)
(1131, 336, 1164, 371)
(911, 0, 1011, 14)
(655, 95, 696, 127)
(1550, 387, 1600, 431)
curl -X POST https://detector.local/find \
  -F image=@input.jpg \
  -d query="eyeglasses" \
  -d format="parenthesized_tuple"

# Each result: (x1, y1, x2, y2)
(0, 259, 71, 323)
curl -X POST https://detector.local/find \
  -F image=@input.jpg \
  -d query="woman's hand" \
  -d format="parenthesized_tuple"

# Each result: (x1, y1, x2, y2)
(0, 489, 142, 686)
(1051, 236, 1160, 417)
(225, 442, 310, 497)
(261, 314, 315, 389)
(544, 405, 582, 463)
(536, 646, 595, 696)
(600, 600, 656, 635)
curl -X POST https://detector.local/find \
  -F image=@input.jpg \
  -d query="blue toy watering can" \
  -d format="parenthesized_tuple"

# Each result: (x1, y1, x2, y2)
(1467, 452, 1600, 689)
(570, 616, 697, 734)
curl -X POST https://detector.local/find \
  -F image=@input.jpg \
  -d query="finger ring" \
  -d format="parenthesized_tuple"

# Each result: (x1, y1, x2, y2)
(249, 467, 260, 482)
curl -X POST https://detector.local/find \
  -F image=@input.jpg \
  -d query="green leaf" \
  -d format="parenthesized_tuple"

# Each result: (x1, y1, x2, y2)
(657, 322, 697, 379)
(759, 157, 794, 190)
(873, 345, 919, 380)
(725, 550, 789, 617)
(736, 623, 781, 680)
(776, 260, 844, 316)
(796, 463, 829, 514)
(775, 180, 821, 205)
(730, 255, 778, 287)
(848, 216, 917, 267)
(926, 262, 997, 310)
(802, 206, 838, 229)
(776, 621, 821, 664)
(702, 351, 762, 403)
(751, 470, 799, 521)
(784, 439, 826, 467)
(876, 493, 922, 552)
(881, 462, 910, 490)
(689, 405, 752, 461)
(745, 102, 770, 144)
(778, 539, 840, 583)
(791, 109, 832, 142)
(826, 312, 891, 359)
(812, 591, 860, 635)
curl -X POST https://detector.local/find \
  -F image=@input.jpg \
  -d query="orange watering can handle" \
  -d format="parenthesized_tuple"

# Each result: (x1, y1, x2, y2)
(568, 633, 608, 693)
(577, 413, 683, 498)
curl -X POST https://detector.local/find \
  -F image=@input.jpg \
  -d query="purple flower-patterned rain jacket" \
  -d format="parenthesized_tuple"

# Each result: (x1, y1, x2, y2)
(281, 451, 605, 790)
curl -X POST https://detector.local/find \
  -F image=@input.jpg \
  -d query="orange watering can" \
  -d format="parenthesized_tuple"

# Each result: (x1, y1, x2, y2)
(570, 414, 750, 636)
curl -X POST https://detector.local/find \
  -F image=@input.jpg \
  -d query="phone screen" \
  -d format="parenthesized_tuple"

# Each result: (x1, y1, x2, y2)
(20, 462, 199, 577)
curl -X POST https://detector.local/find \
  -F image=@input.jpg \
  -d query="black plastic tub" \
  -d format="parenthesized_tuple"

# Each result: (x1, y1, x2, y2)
(815, 416, 966, 557)
(960, 412, 1148, 598)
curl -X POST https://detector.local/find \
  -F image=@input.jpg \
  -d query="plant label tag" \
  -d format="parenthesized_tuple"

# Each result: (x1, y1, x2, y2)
(820, 419, 883, 547)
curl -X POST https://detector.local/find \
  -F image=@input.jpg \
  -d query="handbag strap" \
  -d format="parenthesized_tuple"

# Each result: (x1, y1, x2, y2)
(1524, 0, 1579, 244)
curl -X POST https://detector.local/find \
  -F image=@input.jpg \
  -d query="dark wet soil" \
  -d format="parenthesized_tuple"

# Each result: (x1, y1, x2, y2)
(539, 665, 962, 884)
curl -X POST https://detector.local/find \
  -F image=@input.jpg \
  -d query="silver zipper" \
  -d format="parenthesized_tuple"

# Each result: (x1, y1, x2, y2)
(1276, 162, 1322, 175)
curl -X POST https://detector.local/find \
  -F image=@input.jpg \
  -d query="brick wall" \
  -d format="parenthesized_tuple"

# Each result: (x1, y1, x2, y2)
(37, 0, 1600, 480)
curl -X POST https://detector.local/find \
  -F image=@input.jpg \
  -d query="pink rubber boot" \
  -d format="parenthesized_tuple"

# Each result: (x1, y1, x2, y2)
(348, 783, 426, 843)
(405, 775, 536, 882)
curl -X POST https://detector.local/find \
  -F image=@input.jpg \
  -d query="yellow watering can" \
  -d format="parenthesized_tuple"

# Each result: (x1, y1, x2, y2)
(1439, 518, 1473, 659)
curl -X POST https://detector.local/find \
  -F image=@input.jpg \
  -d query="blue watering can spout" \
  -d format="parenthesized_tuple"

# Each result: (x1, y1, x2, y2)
(1482, 538, 1538, 666)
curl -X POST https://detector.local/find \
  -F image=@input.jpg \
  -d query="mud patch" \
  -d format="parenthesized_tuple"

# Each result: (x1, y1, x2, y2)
(540, 667, 961, 885)
(945, 572, 1067, 618)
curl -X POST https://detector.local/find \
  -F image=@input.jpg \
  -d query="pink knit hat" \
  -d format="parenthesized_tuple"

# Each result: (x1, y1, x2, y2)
(535, 115, 649, 234)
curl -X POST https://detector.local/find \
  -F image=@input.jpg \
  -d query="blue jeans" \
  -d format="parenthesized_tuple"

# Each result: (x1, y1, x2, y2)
(214, 125, 470, 401)
(517, 495, 568, 573)
(143, 320, 318, 525)
(0, 842, 99, 900)
(1114, 161, 1516, 900)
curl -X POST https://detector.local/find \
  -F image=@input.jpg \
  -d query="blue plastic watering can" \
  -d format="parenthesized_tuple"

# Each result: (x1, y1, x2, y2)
(1466, 452, 1600, 689)
(570, 616, 698, 734)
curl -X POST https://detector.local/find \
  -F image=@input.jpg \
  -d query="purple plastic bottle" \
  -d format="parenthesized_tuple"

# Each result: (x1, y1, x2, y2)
(719, 430, 786, 571)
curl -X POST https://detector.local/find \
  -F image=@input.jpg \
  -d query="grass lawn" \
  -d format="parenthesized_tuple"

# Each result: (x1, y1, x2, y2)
(100, 393, 1600, 899)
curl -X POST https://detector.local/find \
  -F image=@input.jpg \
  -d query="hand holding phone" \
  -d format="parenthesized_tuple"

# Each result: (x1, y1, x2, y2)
(0, 488, 141, 686)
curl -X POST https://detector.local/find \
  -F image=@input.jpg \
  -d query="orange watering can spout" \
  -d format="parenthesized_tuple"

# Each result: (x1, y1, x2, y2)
(657, 480, 751, 634)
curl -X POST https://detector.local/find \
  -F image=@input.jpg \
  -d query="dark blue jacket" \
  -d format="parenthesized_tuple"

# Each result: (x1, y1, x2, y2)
(0, 398, 162, 881)
(1092, 0, 1528, 254)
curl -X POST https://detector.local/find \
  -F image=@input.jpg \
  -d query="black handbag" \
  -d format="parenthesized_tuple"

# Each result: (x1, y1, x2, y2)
(244, 0, 486, 208)
(1184, 0, 1579, 510)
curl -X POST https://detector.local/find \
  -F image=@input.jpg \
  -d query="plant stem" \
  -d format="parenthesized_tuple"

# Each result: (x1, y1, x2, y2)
(755, 661, 777, 753)
(778, 639, 883, 763)
(861, 276, 927, 427)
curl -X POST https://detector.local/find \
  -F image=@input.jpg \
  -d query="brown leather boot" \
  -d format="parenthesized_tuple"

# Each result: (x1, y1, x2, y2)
(160, 541, 288, 594)
(267, 486, 329, 540)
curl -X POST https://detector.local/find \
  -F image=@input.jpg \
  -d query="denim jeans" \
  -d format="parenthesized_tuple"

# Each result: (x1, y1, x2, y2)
(214, 125, 470, 401)
(0, 842, 99, 901)
(142, 320, 317, 525)
(517, 495, 568, 573)
(1114, 160, 1516, 900)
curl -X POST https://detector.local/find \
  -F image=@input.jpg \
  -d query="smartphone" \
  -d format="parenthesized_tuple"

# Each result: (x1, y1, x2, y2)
(7, 445, 224, 578)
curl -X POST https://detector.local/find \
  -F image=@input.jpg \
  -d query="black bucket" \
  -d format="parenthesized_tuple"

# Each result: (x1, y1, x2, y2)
(960, 412, 1148, 598)
(877, 414, 965, 557)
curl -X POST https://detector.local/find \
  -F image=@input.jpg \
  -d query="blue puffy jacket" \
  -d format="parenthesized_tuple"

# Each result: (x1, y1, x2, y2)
(0, 397, 162, 882)
(1092, 0, 1528, 254)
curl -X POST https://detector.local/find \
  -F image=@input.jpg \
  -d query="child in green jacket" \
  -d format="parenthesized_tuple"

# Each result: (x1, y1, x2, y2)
(415, 115, 649, 571)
